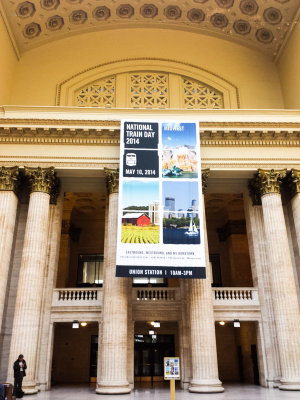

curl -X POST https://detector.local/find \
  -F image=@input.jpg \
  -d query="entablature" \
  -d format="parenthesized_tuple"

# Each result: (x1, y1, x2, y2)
(1, 107, 300, 147)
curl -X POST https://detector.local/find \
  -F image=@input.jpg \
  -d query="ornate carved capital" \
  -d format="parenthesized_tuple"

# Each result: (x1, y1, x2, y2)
(248, 176, 261, 206)
(290, 169, 300, 198)
(257, 168, 286, 197)
(104, 168, 119, 195)
(0, 166, 19, 192)
(24, 166, 55, 195)
(50, 176, 61, 205)
(201, 168, 210, 194)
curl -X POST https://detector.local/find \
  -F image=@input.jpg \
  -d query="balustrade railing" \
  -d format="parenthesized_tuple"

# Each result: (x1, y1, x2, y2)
(52, 287, 259, 308)
(132, 288, 179, 302)
(213, 287, 259, 305)
(52, 288, 103, 307)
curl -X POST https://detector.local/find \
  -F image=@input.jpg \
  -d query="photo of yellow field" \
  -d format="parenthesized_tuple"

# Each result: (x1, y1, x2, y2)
(121, 225, 159, 244)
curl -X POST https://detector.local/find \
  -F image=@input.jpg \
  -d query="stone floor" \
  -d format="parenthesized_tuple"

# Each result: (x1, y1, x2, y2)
(28, 384, 300, 400)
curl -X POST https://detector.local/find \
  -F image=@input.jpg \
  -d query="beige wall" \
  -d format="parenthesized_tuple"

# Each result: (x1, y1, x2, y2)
(0, 11, 18, 105)
(8, 28, 283, 109)
(277, 23, 300, 109)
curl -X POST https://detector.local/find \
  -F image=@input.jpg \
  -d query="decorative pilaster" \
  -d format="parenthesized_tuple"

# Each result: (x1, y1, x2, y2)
(96, 168, 130, 394)
(189, 169, 224, 393)
(255, 168, 300, 390)
(0, 167, 19, 333)
(8, 167, 55, 394)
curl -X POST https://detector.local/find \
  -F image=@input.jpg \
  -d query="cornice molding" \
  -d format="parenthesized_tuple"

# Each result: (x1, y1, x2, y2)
(0, 123, 300, 147)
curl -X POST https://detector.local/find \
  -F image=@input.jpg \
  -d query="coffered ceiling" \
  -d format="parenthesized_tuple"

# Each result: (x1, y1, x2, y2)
(1, 0, 300, 59)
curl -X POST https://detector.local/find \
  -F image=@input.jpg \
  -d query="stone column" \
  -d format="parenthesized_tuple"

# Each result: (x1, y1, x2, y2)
(0, 166, 19, 334)
(7, 167, 55, 394)
(244, 191, 280, 387)
(290, 169, 300, 265)
(256, 168, 300, 390)
(96, 168, 131, 394)
(189, 169, 224, 393)
(37, 184, 63, 391)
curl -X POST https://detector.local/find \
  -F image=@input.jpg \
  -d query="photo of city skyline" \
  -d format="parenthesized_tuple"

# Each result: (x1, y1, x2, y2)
(162, 181, 201, 245)
(162, 181, 199, 213)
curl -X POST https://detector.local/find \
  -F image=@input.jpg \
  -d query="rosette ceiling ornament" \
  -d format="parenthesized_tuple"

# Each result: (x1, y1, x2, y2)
(2, 0, 300, 59)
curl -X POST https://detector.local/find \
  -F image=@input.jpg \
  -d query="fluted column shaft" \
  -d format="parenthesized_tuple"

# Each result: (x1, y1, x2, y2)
(290, 170, 300, 262)
(96, 169, 130, 394)
(244, 195, 280, 386)
(189, 170, 224, 393)
(261, 191, 300, 390)
(7, 167, 55, 393)
(8, 192, 50, 392)
(0, 167, 19, 333)
(0, 191, 18, 333)
(37, 195, 63, 390)
(291, 194, 300, 255)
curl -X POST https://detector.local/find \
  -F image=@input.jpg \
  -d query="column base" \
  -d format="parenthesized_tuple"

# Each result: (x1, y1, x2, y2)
(279, 379, 300, 391)
(23, 385, 39, 395)
(189, 379, 224, 393)
(96, 384, 131, 395)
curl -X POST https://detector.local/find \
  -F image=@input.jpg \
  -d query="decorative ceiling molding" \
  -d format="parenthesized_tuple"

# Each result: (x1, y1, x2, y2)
(1, 0, 300, 59)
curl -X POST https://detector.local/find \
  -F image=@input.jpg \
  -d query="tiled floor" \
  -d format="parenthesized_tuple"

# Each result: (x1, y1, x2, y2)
(28, 384, 300, 400)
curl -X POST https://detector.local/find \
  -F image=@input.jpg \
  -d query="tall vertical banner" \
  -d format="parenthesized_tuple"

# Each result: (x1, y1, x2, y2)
(116, 120, 206, 279)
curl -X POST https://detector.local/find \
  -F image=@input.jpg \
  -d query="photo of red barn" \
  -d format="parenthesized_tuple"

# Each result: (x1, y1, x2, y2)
(122, 213, 150, 226)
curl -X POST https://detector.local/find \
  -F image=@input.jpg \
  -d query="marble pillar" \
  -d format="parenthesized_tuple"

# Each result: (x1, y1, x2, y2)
(37, 187, 63, 391)
(7, 167, 55, 394)
(180, 279, 192, 389)
(256, 169, 300, 390)
(96, 169, 131, 394)
(244, 191, 280, 387)
(290, 170, 300, 264)
(0, 167, 19, 334)
(189, 169, 224, 393)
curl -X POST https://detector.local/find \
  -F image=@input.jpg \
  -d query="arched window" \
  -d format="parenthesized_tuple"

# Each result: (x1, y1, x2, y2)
(74, 72, 224, 109)
(57, 59, 238, 108)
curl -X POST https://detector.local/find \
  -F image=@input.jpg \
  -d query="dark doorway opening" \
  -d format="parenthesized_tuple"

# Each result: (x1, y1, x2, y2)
(51, 322, 98, 385)
(134, 334, 175, 383)
(90, 335, 98, 383)
(216, 321, 260, 385)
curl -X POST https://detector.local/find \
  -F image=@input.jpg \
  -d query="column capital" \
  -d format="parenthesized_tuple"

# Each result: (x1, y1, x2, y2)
(257, 168, 287, 197)
(248, 176, 262, 206)
(289, 169, 300, 198)
(104, 168, 119, 195)
(201, 168, 210, 194)
(50, 176, 61, 205)
(24, 166, 55, 195)
(0, 166, 19, 193)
